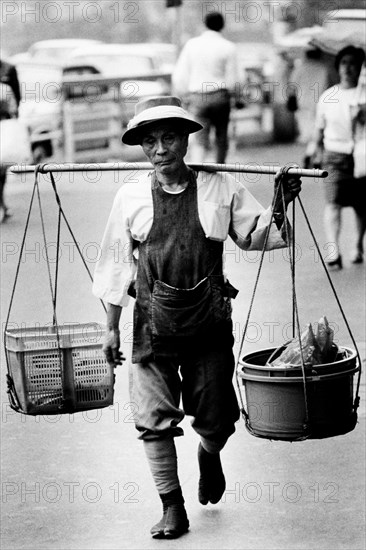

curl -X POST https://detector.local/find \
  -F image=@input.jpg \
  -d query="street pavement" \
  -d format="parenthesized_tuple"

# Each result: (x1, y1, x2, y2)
(0, 142, 365, 550)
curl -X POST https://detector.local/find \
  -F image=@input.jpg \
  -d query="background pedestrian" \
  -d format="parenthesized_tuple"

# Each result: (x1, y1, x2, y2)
(172, 12, 241, 164)
(305, 45, 366, 268)
(0, 57, 22, 222)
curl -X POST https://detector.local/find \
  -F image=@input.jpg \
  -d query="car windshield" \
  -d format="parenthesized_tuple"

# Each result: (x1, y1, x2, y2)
(73, 54, 154, 77)
(31, 47, 81, 60)
(29, 40, 102, 61)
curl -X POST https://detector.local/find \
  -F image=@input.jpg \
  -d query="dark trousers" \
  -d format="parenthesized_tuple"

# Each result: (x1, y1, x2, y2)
(188, 90, 231, 164)
(129, 325, 240, 442)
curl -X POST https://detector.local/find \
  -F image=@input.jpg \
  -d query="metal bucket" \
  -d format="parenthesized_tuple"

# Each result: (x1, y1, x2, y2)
(237, 347, 360, 441)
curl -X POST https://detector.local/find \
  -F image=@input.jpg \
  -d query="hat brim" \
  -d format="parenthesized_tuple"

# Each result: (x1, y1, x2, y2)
(122, 117, 203, 146)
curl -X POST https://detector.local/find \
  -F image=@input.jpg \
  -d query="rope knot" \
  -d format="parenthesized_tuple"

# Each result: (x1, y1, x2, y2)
(34, 163, 48, 178)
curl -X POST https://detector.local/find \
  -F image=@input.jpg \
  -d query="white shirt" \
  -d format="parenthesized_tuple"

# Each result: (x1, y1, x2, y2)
(315, 85, 358, 154)
(172, 30, 239, 95)
(92, 171, 288, 307)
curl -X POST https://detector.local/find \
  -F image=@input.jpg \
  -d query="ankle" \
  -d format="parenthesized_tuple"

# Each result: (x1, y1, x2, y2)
(160, 486, 185, 507)
(198, 442, 221, 462)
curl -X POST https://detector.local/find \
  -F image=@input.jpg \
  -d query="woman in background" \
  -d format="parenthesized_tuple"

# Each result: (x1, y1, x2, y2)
(306, 45, 365, 269)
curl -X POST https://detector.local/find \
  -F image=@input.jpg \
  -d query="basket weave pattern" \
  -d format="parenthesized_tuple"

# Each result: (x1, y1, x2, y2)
(5, 323, 114, 415)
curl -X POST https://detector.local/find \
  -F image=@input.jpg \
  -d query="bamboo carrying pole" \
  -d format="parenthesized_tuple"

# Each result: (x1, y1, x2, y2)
(10, 163, 328, 178)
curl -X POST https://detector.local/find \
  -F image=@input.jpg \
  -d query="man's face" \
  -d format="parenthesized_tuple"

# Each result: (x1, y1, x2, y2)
(338, 54, 360, 86)
(141, 122, 188, 178)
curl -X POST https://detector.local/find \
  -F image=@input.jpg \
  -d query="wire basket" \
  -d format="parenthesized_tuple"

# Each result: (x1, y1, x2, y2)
(5, 322, 114, 415)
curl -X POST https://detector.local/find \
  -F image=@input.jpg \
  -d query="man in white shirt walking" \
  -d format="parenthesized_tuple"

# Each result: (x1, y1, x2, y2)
(93, 95, 302, 540)
(172, 11, 239, 163)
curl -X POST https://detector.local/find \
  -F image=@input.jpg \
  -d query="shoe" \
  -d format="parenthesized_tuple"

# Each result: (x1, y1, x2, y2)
(326, 255, 342, 270)
(198, 443, 226, 505)
(163, 503, 189, 539)
(351, 252, 363, 264)
(151, 487, 189, 539)
(150, 511, 167, 539)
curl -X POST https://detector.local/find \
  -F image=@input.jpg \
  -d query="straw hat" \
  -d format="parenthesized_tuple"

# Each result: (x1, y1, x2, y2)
(122, 96, 203, 146)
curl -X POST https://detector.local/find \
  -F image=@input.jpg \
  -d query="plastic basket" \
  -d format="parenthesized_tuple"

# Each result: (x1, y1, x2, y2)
(5, 322, 114, 415)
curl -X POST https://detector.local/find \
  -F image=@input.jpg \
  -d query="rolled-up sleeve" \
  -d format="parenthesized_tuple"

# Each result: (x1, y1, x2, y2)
(229, 182, 290, 250)
(92, 189, 135, 307)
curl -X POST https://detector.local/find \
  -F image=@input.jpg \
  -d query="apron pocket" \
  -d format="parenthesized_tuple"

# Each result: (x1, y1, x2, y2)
(150, 277, 215, 338)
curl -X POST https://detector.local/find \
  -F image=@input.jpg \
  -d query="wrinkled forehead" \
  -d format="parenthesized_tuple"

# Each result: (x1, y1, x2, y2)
(142, 121, 186, 139)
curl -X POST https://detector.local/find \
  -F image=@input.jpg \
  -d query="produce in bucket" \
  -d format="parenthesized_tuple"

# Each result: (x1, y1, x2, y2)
(267, 316, 341, 367)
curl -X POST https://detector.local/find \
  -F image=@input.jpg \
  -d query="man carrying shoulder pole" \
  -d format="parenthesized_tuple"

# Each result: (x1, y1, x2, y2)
(92, 95, 302, 539)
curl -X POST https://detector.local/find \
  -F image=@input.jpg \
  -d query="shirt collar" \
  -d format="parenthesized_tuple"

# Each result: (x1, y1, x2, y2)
(202, 30, 221, 38)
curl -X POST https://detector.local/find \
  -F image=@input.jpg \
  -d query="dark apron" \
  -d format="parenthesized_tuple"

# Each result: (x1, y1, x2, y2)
(132, 169, 236, 362)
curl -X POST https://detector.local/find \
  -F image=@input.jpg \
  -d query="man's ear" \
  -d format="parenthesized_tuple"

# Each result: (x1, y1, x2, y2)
(182, 134, 189, 156)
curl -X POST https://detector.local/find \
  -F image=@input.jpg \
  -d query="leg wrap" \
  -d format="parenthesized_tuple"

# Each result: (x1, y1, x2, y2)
(143, 438, 180, 495)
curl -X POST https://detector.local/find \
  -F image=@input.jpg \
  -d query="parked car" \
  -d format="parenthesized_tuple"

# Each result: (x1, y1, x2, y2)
(14, 59, 103, 161)
(69, 42, 176, 76)
(13, 42, 176, 162)
(27, 39, 104, 62)
(69, 43, 174, 124)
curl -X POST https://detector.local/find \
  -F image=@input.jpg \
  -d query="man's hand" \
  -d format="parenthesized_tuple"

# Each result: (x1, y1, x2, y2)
(308, 150, 323, 170)
(273, 169, 302, 210)
(103, 327, 125, 367)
